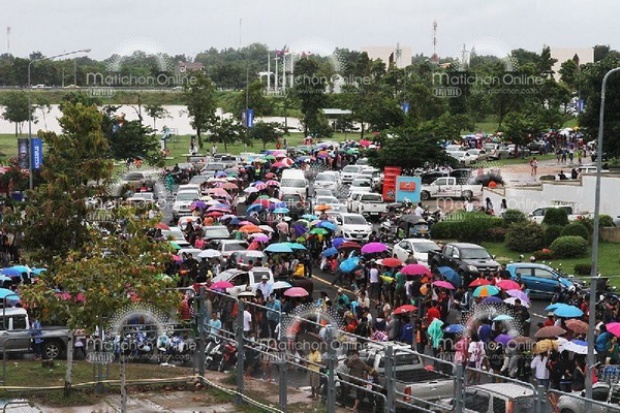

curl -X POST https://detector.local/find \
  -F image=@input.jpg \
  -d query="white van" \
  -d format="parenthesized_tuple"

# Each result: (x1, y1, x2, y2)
(280, 169, 308, 198)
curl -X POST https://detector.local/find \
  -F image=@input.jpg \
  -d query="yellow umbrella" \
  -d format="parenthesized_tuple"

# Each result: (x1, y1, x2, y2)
(533, 339, 558, 354)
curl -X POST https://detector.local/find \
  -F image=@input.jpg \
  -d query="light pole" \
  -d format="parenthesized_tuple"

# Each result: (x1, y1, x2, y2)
(586, 66, 620, 400)
(28, 49, 90, 189)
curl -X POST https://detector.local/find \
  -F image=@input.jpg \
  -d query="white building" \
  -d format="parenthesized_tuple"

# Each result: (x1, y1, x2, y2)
(550, 47, 594, 81)
(361, 46, 412, 69)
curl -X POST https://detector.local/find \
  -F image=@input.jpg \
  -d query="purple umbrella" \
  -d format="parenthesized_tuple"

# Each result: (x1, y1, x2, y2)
(292, 224, 308, 237)
(505, 289, 530, 302)
(482, 296, 503, 305)
(216, 171, 228, 178)
(494, 334, 512, 346)
(332, 237, 345, 248)
(191, 200, 207, 210)
(361, 242, 388, 254)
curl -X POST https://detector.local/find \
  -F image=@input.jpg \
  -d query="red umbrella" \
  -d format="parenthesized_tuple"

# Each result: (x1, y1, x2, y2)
(207, 211, 223, 217)
(469, 278, 491, 287)
(496, 279, 521, 290)
(264, 172, 276, 179)
(211, 281, 234, 290)
(400, 264, 431, 276)
(283, 287, 309, 298)
(565, 319, 589, 335)
(337, 241, 361, 250)
(155, 222, 170, 230)
(380, 257, 403, 268)
(432, 280, 455, 290)
(393, 304, 417, 315)
(534, 325, 567, 339)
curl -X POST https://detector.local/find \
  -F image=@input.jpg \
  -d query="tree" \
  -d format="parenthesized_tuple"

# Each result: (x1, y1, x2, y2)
(184, 72, 217, 149)
(144, 102, 170, 132)
(251, 121, 283, 149)
(559, 59, 579, 90)
(594, 45, 611, 62)
(101, 110, 163, 165)
(205, 116, 245, 152)
(1, 91, 32, 136)
(227, 80, 272, 119)
(293, 58, 328, 136)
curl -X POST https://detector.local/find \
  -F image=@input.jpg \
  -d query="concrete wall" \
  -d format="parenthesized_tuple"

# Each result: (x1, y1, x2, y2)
(601, 227, 620, 243)
(483, 174, 620, 217)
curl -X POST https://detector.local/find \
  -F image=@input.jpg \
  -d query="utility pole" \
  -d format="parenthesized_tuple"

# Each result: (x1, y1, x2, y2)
(267, 51, 271, 91)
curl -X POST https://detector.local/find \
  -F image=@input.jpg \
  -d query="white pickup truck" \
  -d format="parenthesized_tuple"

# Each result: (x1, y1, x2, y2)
(528, 206, 593, 224)
(420, 177, 483, 200)
(356, 193, 387, 221)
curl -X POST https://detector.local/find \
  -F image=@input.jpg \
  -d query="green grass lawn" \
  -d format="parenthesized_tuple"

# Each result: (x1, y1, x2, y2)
(482, 241, 620, 282)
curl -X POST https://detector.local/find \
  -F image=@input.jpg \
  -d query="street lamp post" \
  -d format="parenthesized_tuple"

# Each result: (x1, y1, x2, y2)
(586, 66, 620, 400)
(28, 49, 91, 190)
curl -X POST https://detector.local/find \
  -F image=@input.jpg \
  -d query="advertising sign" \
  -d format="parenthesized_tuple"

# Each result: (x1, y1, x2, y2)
(17, 138, 29, 170)
(382, 166, 401, 202)
(31, 138, 43, 170)
(395, 176, 421, 203)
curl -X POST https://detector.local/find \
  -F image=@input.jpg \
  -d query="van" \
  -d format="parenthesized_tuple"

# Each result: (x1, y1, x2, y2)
(280, 169, 308, 198)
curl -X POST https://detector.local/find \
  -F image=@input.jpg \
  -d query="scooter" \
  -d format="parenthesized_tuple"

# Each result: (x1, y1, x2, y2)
(218, 340, 238, 372)
(205, 337, 222, 370)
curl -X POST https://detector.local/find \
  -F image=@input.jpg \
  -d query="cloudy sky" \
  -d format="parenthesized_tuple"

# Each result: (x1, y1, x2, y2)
(2, 0, 617, 61)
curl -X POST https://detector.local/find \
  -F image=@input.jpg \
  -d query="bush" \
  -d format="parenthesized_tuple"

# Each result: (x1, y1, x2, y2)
(544, 225, 564, 247)
(600, 214, 615, 228)
(430, 221, 459, 240)
(560, 222, 590, 241)
(502, 209, 527, 227)
(539, 175, 556, 181)
(505, 222, 545, 253)
(532, 249, 554, 261)
(574, 263, 592, 276)
(431, 212, 502, 243)
(575, 218, 593, 236)
(550, 236, 588, 258)
(487, 227, 508, 242)
(542, 208, 569, 226)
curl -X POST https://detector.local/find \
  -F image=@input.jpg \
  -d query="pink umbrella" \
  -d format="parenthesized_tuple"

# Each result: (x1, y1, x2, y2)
(360, 242, 388, 254)
(266, 180, 280, 187)
(254, 183, 267, 191)
(272, 161, 290, 168)
(283, 287, 309, 298)
(251, 234, 270, 242)
(211, 281, 234, 290)
(172, 255, 182, 262)
(401, 264, 431, 276)
(496, 279, 521, 291)
(607, 322, 620, 338)
(432, 280, 455, 290)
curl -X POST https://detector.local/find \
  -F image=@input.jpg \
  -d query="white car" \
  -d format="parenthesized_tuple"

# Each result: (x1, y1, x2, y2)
(360, 167, 381, 189)
(161, 226, 191, 248)
(392, 239, 441, 267)
(314, 171, 341, 192)
(314, 195, 346, 212)
(467, 149, 488, 162)
(349, 178, 373, 195)
(211, 267, 274, 297)
(340, 165, 365, 185)
(172, 190, 200, 221)
(448, 151, 477, 165)
(218, 240, 249, 262)
(346, 191, 367, 212)
(331, 213, 373, 242)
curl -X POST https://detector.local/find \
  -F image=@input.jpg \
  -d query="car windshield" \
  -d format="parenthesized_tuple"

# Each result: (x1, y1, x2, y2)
(176, 192, 198, 201)
(205, 163, 225, 171)
(125, 172, 145, 180)
(315, 174, 335, 182)
(281, 179, 306, 188)
(223, 242, 248, 252)
(451, 151, 466, 157)
(461, 248, 491, 260)
(412, 242, 440, 253)
(281, 194, 301, 203)
(166, 228, 185, 240)
(131, 193, 154, 200)
(342, 166, 361, 173)
(204, 227, 230, 238)
(343, 215, 368, 225)
(316, 196, 338, 204)
(314, 189, 333, 196)
(352, 180, 371, 187)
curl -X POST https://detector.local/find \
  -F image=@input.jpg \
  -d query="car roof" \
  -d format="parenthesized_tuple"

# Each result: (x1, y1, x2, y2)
(450, 243, 484, 249)
(469, 383, 534, 398)
(401, 238, 438, 244)
(0, 308, 27, 316)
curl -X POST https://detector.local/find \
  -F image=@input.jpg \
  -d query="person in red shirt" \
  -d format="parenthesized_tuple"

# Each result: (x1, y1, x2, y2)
(426, 301, 441, 324)
(544, 313, 555, 327)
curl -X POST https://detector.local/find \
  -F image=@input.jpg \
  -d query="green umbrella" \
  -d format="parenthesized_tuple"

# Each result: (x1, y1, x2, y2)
(156, 273, 175, 283)
(169, 241, 181, 250)
(346, 148, 359, 155)
(310, 228, 329, 235)
(263, 155, 276, 161)
(257, 195, 270, 200)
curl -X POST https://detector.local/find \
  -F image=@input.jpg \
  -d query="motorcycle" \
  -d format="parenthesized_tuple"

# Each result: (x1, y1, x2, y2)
(218, 340, 238, 372)
(157, 333, 192, 365)
(205, 337, 223, 370)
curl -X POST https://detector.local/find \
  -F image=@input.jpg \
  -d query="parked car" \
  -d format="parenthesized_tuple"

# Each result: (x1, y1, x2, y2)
(161, 226, 191, 248)
(314, 171, 340, 192)
(420, 177, 483, 200)
(448, 151, 477, 165)
(557, 381, 620, 413)
(355, 192, 387, 221)
(437, 383, 535, 413)
(280, 191, 307, 219)
(218, 240, 250, 262)
(340, 165, 365, 185)
(172, 190, 200, 221)
(202, 225, 231, 245)
(392, 239, 440, 267)
(506, 263, 578, 298)
(211, 267, 274, 296)
(349, 178, 373, 195)
(467, 148, 488, 162)
(314, 195, 346, 213)
(528, 205, 593, 224)
(428, 243, 500, 285)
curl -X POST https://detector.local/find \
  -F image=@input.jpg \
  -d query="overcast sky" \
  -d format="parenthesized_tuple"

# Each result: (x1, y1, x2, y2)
(2, 0, 617, 62)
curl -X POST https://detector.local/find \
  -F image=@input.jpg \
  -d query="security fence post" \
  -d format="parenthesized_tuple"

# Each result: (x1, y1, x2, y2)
(326, 325, 337, 413)
(278, 351, 287, 412)
(535, 385, 545, 413)
(454, 363, 464, 413)
(384, 344, 395, 413)
(235, 299, 245, 404)
(196, 287, 206, 377)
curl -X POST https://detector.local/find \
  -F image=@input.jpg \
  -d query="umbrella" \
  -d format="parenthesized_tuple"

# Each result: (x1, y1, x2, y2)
(317, 221, 338, 231)
(492, 315, 514, 322)
(438, 267, 461, 287)
(272, 281, 292, 290)
(222, 182, 238, 190)
(244, 187, 259, 194)
(265, 243, 293, 253)
(285, 242, 307, 250)
(302, 214, 319, 220)
(250, 234, 270, 243)
(496, 280, 521, 291)
(155, 222, 170, 230)
(554, 305, 583, 318)
(284, 287, 309, 298)
(565, 319, 589, 335)
(264, 172, 276, 179)
(314, 204, 332, 212)
(0, 267, 24, 278)
(533, 339, 558, 354)
(273, 207, 290, 214)
(545, 303, 570, 311)
(361, 242, 387, 254)
(482, 296, 504, 305)
(433, 280, 455, 290)
(469, 278, 491, 287)
(198, 249, 221, 259)
(560, 340, 592, 355)
(607, 322, 620, 338)
(337, 241, 361, 250)
(494, 334, 513, 346)
(0, 288, 18, 300)
(245, 250, 265, 258)
(393, 304, 417, 315)
(535, 325, 567, 339)
(331, 237, 345, 248)
(428, 318, 445, 349)
(263, 155, 276, 161)
(380, 257, 403, 268)
(211, 281, 234, 290)
(339, 257, 360, 273)
(246, 204, 264, 213)
(272, 161, 289, 168)
(322, 247, 339, 257)
(239, 225, 262, 233)
(444, 324, 466, 334)
(266, 180, 280, 187)
(503, 297, 530, 308)
(310, 228, 329, 235)
(254, 183, 267, 191)
(400, 264, 431, 277)
(505, 289, 529, 302)
(169, 241, 181, 250)
(259, 225, 275, 233)
(473, 285, 500, 297)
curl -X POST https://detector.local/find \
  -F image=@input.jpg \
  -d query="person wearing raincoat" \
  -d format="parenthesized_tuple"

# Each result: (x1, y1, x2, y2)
(427, 317, 444, 358)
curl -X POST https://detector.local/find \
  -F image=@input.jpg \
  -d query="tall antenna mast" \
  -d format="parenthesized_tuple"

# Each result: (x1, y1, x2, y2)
(6, 27, 10, 55)
(432, 20, 438, 62)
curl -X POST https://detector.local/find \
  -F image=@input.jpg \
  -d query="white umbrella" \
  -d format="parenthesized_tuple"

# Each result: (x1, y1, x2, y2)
(198, 249, 221, 258)
(245, 250, 265, 258)
(259, 225, 275, 233)
(272, 281, 292, 290)
(244, 187, 259, 194)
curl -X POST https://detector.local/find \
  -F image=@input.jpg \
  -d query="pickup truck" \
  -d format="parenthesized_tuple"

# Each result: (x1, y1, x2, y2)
(336, 343, 454, 409)
(420, 177, 483, 201)
(428, 243, 500, 286)
(356, 193, 387, 222)
(0, 308, 71, 360)
(528, 206, 593, 224)
(436, 383, 535, 413)
(557, 380, 620, 413)
(506, 263, 580, 298)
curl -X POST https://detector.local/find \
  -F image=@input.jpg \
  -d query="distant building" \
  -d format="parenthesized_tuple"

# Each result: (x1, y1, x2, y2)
(175, 61, 204, 75)
(361, 46, 413, 69)
(550, 48, 594, 81)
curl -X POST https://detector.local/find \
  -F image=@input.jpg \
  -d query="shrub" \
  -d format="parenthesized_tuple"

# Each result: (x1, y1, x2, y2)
(600, 214, 615, 228)
(431, 212, 502, 243)
(431, 221, 459, 240)
(544, 225, 564, 247)
(574, 217, 593, 236)
(532, 249, 554, 260)
(560, 222, 590, 241)
(542, 208, 569, 226)
(505, 222, 545, 253)
(539, 175, 556, 181)
(550, 236, 588, 258)
(573, 263, 592, 276)
(487, 227, 508, 242)
(502, 209, 527, 227)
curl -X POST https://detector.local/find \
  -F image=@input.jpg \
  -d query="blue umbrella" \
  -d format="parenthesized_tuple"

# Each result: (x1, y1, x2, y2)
(285, 242, 307, 250)
(0, 288, 18, 300)
(216, 171, 227, 178)
(444, 324, 465, 334)
(273, 207, 290, 214)
(322, 247, 339, 257)
(31, 268, 47, 275)
(302, 214, 318, 220)
(318, 221, 337, 231)
(546, 303, 569, 311)
(482, 296, 503, 305)
(492, 315, 514, 322)
(0, 267, 23, 278)
(554, 305, 584, 318)
(229, 218, 241, 225)
(265, 243, 293, 253)
(331, 237, 345, 248)
(9, 265, 30, 274)
(292, 224, 308, 237)
(438, 266, 460, 287)
(340, 257, 360, 273)
(247, 204, 263, 213)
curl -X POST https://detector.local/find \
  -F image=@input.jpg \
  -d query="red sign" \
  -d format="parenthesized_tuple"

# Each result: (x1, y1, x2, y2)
(382, 166, 401, 202)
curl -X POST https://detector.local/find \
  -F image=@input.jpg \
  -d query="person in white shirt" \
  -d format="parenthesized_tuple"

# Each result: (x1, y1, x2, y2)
(414, 202, 425, 217)
(243, 309, 252, 335)
(256, 275, 272, 298)
(368, 263, 380, 300)
(530, 353, 550, 389)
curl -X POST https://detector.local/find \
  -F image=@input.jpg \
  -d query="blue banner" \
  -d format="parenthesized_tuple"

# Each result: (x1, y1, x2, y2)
(401, 102, 410, 114)
(245, 109, 254, 128)
(395, 176, 421, 203)
(31, 138, 43, 170)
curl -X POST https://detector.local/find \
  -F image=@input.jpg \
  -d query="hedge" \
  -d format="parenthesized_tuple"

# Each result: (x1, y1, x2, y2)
(502, 209, 527, 227)
(542, 208, 569, 226)
(431, 212, 503, 243)
(544, 225, 564, 247)
(505, 222, 545, 253)
(549, 236, 588, 258)
(560, 222, 590, 241)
